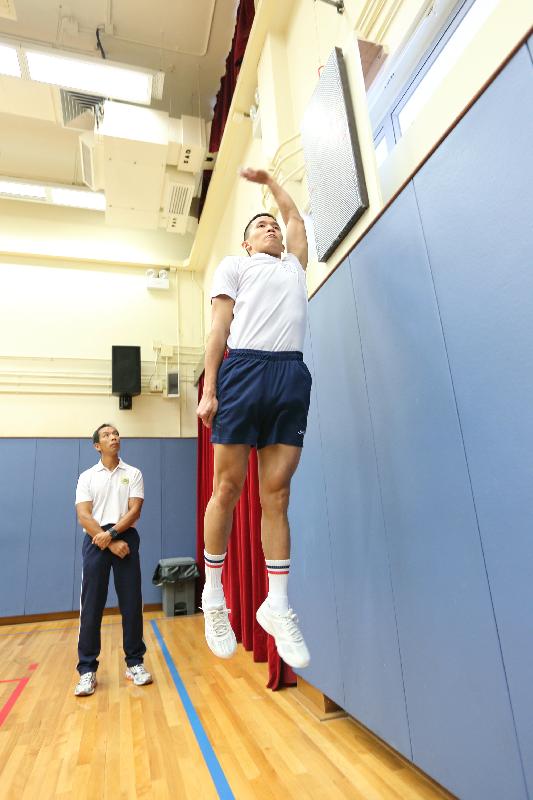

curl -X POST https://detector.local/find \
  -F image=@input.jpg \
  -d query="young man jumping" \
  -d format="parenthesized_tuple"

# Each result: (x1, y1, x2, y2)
(197, 167, 312, 669)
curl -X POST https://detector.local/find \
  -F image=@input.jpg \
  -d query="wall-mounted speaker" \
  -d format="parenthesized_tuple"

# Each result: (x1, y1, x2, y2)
(112, 346, 141, 396)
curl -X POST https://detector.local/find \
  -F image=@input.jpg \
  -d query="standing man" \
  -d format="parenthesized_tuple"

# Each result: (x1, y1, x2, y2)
(197, 167, 312, 669)
(74, 423, 152, 696)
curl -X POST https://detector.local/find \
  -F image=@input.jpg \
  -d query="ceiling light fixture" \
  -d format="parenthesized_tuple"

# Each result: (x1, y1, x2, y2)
(0, 179, 46, 200)
(0, 38, 164, 104)
(0, 177, 106, 210)
(25, 48, 161, 104)
(0, 42, 21, 77)
(50, 186, 106, 210)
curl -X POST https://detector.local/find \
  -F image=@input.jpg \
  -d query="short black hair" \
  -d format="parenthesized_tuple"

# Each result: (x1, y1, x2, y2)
(243, 212, 278, 242)
(93, 423, 117, 444)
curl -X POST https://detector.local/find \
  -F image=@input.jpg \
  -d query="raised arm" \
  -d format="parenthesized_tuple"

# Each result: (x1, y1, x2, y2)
(240, 168, 308, 269)
(197, 295, 235, 428)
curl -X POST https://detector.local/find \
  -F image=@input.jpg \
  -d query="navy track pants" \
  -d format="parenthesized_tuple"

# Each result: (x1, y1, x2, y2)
(77, 526, 146, 674)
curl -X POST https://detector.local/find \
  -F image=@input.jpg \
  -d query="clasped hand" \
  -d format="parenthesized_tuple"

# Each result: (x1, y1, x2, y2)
(92, 531, 130, 559)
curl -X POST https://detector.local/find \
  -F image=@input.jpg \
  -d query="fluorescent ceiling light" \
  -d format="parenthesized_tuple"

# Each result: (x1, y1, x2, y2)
(0, 179, 46, 199)
(25, 49, 159, 105)
(0, 177, 105, 210)
(0, 42, 21, 77)
(51, 186, 106, 210)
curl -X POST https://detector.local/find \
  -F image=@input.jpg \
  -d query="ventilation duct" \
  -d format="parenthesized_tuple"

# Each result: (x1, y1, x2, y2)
(78, 102, 206, 231)
(60, 89, 104, 131)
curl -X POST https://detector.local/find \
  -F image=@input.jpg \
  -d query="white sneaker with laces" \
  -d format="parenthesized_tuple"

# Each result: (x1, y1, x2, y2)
(202, 602, 237, 659)
(256, 600, 310, 669)
(74, 671, 97, 696)
(125, 664, 153, 686)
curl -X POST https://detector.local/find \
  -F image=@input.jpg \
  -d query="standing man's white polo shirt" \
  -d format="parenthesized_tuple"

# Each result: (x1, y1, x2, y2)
(75, 459, 144, 530)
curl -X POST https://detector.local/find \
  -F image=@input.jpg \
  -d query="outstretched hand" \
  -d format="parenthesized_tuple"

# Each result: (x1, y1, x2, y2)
(240, 167, 272, 186)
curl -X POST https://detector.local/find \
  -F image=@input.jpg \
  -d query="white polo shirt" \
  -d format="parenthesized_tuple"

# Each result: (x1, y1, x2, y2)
(75, 459, 144, 529)
(210, 252, 308, 352)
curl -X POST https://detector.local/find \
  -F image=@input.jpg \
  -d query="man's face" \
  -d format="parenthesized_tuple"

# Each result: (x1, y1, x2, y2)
(243, 216, 284, 258)
(95, 426, 120, 456)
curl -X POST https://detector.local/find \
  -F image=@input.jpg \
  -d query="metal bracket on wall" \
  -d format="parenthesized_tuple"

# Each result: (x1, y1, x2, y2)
(315, 0, 345, 14)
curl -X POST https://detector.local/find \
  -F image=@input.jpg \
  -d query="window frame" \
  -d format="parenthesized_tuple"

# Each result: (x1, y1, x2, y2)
(372, 0, 481, 156)
(391, 0, 479, 141)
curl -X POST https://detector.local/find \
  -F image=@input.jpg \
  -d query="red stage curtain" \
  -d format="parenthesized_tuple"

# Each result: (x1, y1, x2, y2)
(208, 0, 255, 154)
(196, 374, 297, 690)
(199, 0, 256, 218)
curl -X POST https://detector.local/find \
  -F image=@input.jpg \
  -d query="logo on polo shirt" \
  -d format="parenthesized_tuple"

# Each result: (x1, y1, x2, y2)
(120, 477, 130, 485)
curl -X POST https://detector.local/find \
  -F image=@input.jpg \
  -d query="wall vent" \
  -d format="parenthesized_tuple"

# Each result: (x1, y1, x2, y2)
(79, 133, 104, 191)
(167, 182, 193, 216)
(61, 89, 104, 131)
(163, 171, 195, 234)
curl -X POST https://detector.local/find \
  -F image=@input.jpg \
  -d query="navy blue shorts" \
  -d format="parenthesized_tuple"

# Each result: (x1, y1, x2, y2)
(211, 349, 312, 449)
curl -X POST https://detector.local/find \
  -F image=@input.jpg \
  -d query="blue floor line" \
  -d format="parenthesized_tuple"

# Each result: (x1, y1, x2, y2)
(150, 619, 235, 800)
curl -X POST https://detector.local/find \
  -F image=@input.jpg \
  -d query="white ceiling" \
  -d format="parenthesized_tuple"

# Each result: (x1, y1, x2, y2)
(0, 0, 238, 193)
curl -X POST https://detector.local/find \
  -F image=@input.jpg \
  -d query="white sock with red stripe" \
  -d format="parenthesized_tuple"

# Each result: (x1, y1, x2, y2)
(202, 550, 226, 609)
(266, 558, 290, 615)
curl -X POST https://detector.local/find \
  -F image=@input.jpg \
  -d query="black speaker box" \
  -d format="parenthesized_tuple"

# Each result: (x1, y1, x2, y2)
(112, 346, 141, 396)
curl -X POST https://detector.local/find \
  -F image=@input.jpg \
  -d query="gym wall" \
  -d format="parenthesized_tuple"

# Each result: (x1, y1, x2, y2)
(289, 39, 533, 800)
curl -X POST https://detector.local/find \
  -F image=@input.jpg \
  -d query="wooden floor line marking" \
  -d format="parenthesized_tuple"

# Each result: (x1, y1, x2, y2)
(151, 619, 235, 800)
(0, 664, 38, 727)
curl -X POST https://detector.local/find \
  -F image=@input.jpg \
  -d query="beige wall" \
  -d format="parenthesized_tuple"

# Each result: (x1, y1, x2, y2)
(0, 257, 204, 437)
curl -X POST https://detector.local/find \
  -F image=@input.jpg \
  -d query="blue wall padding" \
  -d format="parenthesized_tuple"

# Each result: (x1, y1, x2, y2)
(288, 325, 345, 708)
(161, 438, 197, 559)
(25, 440, 79, 614)
(289, 42, 532, 800)
(0, 439, 36, 616)
(350, 183, 525, 799)
(0, 437, 197, 616)
(309, 261, 411, 758)
(413, 44, 533, 798)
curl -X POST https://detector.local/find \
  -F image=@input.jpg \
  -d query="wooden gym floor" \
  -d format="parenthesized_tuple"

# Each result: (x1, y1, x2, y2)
(0, 611, 455, 800)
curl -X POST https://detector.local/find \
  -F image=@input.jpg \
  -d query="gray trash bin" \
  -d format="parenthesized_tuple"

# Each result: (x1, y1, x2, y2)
(152, 557, 199, 617)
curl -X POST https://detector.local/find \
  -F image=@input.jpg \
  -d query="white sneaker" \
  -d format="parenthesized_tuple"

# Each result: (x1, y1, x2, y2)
(202, 602, 237, 659)
(125, 664, 153, 686)
(74, 671, 97, 696)
(256, 600, 310, 669)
